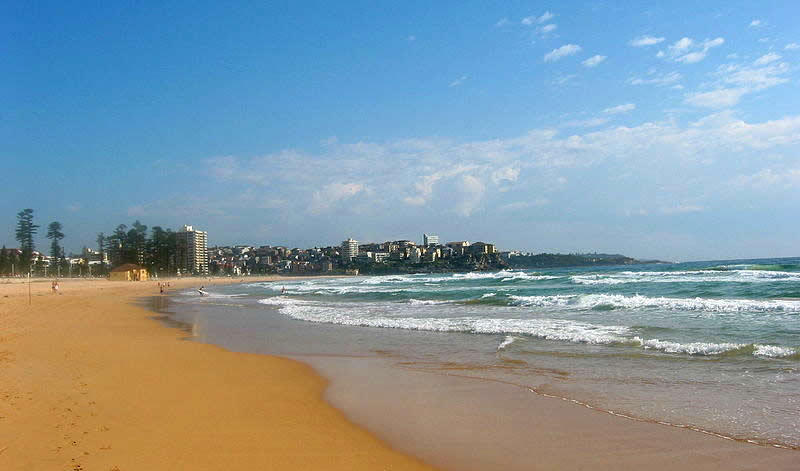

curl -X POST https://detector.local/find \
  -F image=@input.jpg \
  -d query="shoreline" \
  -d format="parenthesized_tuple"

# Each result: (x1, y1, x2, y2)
(160, 280, 800, 470)
(0, 277, 438, 470)
(2, 277, 797, 470)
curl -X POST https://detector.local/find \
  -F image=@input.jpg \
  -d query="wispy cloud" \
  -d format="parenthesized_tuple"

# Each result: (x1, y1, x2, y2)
(523, 11, 555, 25)
(658, 37, 724, 64)
(785, 43, 800, 50)
(581, 54, 607, 67)
(684, 88, 747, 108)
(629, 35, 665, 47)
(754, 52, 781, 65)
(629, 71, 682, 86)
(603, 103, 636, 114)
(544, 44, 582, 62)
(538, 23, 557, 35)
(749, 19, 765, 28)
(563, 117, 610, 127)
(660, 204, 705, 214)
(495, 18, 509, 27)
(449, 75, 468, 87)
(685, 60, 790, 108)
(309, 183, 366, 214)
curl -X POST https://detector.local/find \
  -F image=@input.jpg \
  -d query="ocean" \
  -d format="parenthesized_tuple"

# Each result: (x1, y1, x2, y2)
(163, 257, 800, 451)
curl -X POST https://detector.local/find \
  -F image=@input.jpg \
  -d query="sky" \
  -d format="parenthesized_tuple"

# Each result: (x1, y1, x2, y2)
(3, 1, 799, 261)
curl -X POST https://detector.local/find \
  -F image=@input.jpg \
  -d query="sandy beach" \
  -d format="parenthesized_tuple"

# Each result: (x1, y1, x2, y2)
(0, 277, 437, 471)
(1, 277, 797, 470)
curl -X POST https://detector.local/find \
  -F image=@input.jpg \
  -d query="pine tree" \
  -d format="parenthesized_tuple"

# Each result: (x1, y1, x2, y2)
(15, 208, 39, 273)
(47, 221, 65, 259)
(0, 246, 7, 275)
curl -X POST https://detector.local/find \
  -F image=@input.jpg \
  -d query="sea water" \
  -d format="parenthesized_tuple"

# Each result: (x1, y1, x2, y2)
(165, 257, 800, 449)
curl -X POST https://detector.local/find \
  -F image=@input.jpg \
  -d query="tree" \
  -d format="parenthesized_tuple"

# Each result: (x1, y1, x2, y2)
(15, 208, 39, 273)
(96, 232, 106, 274)
(0, 246, 7, 275)
(47, 221, 65, 259)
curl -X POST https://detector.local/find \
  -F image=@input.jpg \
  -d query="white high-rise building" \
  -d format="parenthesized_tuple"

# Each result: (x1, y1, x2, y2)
(176, 225, 209, 275)
(423, 233, 439, 246)
(342, 238, 358, 260)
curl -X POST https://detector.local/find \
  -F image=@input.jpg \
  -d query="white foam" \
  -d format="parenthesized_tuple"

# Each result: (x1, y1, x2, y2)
(407, 299, 450, 305)
(497, 335, 518, 350)
(571, 269, 800, 285)
(510, 293, 800, 313)
(634, 336, 744, 355)
(259, 297, 629, 345)
(753, 344, 798, 358)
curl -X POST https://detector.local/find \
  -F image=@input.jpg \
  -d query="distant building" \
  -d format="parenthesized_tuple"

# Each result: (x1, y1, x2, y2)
(446, 241, 471, 255)
(109, 263, 149, 281)
(176, 225, 209, 275)
(342, 238, 358, 260)
(423, 233, 439, 246)
(470, 242, 497, 255)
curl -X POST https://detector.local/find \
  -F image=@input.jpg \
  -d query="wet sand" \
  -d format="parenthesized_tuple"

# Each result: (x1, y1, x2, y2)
(0, 277, 437, 471)
(1, 277, 797, 470)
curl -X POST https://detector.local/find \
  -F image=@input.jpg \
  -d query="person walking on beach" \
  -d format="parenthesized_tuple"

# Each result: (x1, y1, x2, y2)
(159, 282, 164, 295)
(53, 280, 59, 295)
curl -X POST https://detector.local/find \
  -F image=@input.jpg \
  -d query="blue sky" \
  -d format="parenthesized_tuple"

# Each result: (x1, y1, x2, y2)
(3, 1, 799, 261)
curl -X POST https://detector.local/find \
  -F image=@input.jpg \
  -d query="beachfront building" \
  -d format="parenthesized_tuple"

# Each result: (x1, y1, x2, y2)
(109, 263, 149, 281)
(423, 233, 439, 246)
(176, 225, 209, 275)
(342, 238, 358, 261)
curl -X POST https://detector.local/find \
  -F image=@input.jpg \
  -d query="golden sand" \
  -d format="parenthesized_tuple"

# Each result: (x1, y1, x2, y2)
(0, 277, 437, 471)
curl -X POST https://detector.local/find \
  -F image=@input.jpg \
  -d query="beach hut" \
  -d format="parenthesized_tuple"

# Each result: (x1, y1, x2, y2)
(109, 264, 149, 281)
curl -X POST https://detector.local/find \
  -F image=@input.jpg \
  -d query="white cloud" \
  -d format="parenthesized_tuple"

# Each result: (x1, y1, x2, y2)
(544, 44, 582, 62)
(785, 43, 800, 51)
(731, 168, 800, 189)
(660, 204, 705, 214)
(495, 18, 509, 27)
(676, 51, 707, 64)
(523, 11, 555, 26)
(660, 37, 724, 64)
(309, 183, 365, 214)
(539, 23, 557, 34)
(499, 199, 549, 211)
(749, 19, 765, 28)
(685, 60, 790, 108)
(581, 54, 607, 67)
(684, 88, 747, 108)
(603, 103, 636, 114)
(454, 175, 486, 216)
(449, 75, 468, 87)
(199, 112, 800, 226)
(629, 71, 682, 86)
(754, 52, 781, 65)
(537, 11, 554, 23)
(563, 117, 610, 127)
(630, 35, 665, 47)
(669, 37, 693, 53)
(491, 166, 521, 184)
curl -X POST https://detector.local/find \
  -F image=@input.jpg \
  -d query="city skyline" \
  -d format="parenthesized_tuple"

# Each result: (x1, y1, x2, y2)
(4, 2, 800, 262)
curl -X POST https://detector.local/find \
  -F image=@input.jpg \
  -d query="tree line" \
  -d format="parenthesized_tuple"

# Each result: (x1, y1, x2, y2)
(99, 221, 182, 276)
(1, 208, 185, 277)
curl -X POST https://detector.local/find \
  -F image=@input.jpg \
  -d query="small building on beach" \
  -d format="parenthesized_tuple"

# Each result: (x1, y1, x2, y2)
(109, 264, 149, 281)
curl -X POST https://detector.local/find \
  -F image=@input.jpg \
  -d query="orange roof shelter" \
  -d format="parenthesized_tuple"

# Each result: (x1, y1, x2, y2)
(109, 264, 149, 281)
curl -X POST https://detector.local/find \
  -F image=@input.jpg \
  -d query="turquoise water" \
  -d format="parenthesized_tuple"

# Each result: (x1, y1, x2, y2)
(172, 257, 800, 448)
